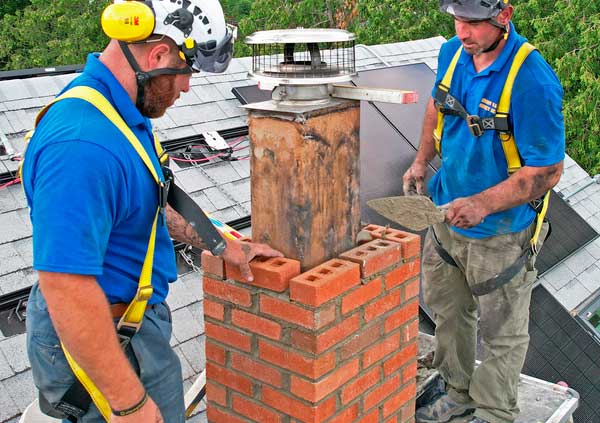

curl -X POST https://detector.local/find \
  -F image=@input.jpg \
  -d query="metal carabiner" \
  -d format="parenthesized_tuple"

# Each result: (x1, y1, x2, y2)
(466, 115, 484, 137)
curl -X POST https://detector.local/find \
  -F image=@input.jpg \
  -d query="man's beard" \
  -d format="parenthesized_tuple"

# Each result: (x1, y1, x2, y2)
(141, 74, 177, 118)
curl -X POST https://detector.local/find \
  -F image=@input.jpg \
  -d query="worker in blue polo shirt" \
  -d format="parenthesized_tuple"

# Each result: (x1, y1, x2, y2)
(403, 1, 564, 422)
(21, 1, 281, 422)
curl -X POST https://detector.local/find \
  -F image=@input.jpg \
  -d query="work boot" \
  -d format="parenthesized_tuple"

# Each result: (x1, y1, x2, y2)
(467, 417, 491, 423)
(415, 393, 475, 423)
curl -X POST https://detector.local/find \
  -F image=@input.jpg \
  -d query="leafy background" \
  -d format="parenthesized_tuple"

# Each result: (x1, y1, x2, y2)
(1, 0, 597, 174)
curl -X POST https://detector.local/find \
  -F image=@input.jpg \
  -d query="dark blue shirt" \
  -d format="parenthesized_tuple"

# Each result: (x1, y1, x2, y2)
(22, 53, 178, 304)
(429, 23, 565, 238)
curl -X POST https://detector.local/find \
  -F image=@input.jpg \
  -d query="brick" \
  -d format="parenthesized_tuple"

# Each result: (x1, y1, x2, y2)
(204, 276, 252, 307)
(205, 321, 252, 352)
(290, 359, 359, 402)
(340, 239, 402, 277)
(357, 408, 379, 423)
(260, 295, 336, 330)
(401, 320, 419, 343)
(339, 321, 383, 361)
(207, 406, 247, 423)
(385, 260, 421, 290)
(401, 400, 416, 423)
(206, 341, 227, 366)
(206, 382, 227, 406)
(383, 382, 416, 418)
(201, 251, 225, 279)
(341, 278, 382, 315)
(384, 301, 419, 333)
(291, 314, 360, 354)
(289, 259, 361, 307)
(363, 332, 401, 368)
(232, 394, 283, 423)
(226, 256, 301, 292)
(327, 403, 359, 423)
(402, 360, 418, 384)
(206, 362, 253, 396)
(262, 386, 337, 423)
(364, 289, 401, 322)
(232, 309, 282, 340)
(204, 299, 225, 321)
(364, 374, 401, 411)
(259, 340, 336, 379)
(362, 225, 421, 258)
(231, 352, 283, 388)
(384, 342, 418, 376)
(341, 366, 381, 404)
(404, 279, 420, 301)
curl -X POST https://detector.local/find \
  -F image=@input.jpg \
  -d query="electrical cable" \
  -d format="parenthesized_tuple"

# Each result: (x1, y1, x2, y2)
(0, 178, 21, 190)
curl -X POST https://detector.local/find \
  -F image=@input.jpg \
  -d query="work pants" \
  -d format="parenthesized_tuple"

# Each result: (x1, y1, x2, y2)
(26, 283, 185, 423)
(422, 221, 548, 423)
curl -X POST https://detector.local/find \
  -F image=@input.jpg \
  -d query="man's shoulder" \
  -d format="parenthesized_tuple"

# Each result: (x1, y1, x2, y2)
(513, 48, 562, 96)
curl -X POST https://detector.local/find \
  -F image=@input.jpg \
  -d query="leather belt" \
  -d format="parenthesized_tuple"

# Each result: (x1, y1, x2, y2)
(110, 303, 154, 318)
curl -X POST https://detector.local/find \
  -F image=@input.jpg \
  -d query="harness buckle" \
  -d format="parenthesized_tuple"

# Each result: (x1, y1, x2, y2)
(466, 115, 484, 137)
(159, 166, 173, 213)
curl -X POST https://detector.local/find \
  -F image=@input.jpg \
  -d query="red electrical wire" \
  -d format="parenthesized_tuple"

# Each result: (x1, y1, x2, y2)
(171, 145, 249, 164)
(0, 178, 21, 190)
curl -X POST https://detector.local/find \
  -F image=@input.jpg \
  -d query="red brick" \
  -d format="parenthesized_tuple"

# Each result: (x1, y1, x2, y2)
(402, 360, 418, 384)
(231, 352, 283, 388)
(289, 259, 360, 307)
(401, 400, 416, 423)
(384, 342, 418, 376)
(290, 359, 359, 402)
(385, 415, 400, 423)
(204, 299, 225, 321)
(341, 366, 381, 404)
(328, 403, 359, 423)
(383, 382, 416, 418)
(207, 406, 247, 423)
(260, 295, 336, 330)
(205, 341, 226, 366)
(204, 276, 252, 307)
(226, 256, 301, 292)
(357, 408, 379, 423)
(262, 386, 337, 423)
(385, 261, 421, 290)
(232, 394, 283, 423)
(384, 301, 419, 333)
(364, 374, 401, 410)
(232, 309, 282, 340)
(363, 225, 421, 258)
(401, 319, 419, 343)
(259, 340, 335, 379)
(363, 332, 400, 368)
(340, 240, 402, 277)
(341, 278, 382, 315)
(364, 289, 401, 322)
(339, 322, 383, 361)
(291, 314, 360, 354)
(404, 279, 420, 301)
(206, 382, 226, 406)
(206, 362, 253, 396)
(205, 322, 251, 352)
(201, 251, 225, 279)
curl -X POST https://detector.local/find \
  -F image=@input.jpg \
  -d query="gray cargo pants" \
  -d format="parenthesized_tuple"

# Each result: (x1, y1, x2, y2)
(422, 221, 548, 423)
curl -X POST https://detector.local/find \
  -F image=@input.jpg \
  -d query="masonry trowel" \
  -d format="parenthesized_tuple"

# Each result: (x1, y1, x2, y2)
(366, 195, 447, 231)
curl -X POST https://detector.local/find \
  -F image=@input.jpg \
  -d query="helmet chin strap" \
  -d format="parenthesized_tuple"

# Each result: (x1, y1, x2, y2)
(119, 41, 192, 112)
(481, 21, 508, 53)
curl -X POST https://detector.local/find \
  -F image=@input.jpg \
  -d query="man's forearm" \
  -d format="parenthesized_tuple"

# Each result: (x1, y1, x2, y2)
(165, 205, 210, 250)
(38, 272, 145, 411)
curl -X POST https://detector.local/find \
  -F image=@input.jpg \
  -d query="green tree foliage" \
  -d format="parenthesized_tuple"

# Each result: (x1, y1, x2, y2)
(0, 0, 30, 18)
(0, 0, 109, 70)
(221, 0, 253, 24)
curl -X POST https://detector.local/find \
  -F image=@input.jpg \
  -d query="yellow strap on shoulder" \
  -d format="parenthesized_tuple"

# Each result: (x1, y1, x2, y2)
(434, 46, 462, 155)
(31, 86, 164, 421)
(497, 42, 536, 175)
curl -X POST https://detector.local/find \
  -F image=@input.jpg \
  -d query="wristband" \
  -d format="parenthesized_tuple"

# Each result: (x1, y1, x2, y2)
(111, 392, 148, 417)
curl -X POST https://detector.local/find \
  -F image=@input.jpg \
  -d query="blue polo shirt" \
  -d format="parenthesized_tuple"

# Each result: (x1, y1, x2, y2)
(429, 23, 565, 238)
(22, 53, 178, 304)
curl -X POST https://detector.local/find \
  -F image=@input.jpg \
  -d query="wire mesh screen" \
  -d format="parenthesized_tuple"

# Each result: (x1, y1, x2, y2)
(251, 41, 356, 80)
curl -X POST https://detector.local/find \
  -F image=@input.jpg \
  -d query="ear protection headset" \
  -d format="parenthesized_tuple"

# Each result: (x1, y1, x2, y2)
(101, 1, 156, 43)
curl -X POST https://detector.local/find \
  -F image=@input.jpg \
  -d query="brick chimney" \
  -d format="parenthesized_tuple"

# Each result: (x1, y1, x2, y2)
(202, 224, 421, 422)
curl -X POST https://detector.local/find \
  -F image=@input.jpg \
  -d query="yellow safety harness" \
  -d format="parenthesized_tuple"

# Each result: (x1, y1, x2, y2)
(31, 86, 170, 420)
(433, 42, 550, 254)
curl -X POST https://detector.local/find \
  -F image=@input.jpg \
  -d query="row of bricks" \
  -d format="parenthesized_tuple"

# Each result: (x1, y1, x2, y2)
(205, 320, 418, 397)
(206, 363, 417, 423)
(201, 227, 420, 301)
(203, 258, 420, 332)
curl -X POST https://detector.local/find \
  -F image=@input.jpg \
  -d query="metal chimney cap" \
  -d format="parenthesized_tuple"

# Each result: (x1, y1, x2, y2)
(245, 28, 356, 45)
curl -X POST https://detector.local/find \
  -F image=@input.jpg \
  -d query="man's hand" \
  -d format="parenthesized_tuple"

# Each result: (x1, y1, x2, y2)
(111, 396, 163, 422)
(443, 196, 489, 229)
(403, 160, 428, 195)
(220, 238, 284, 282)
